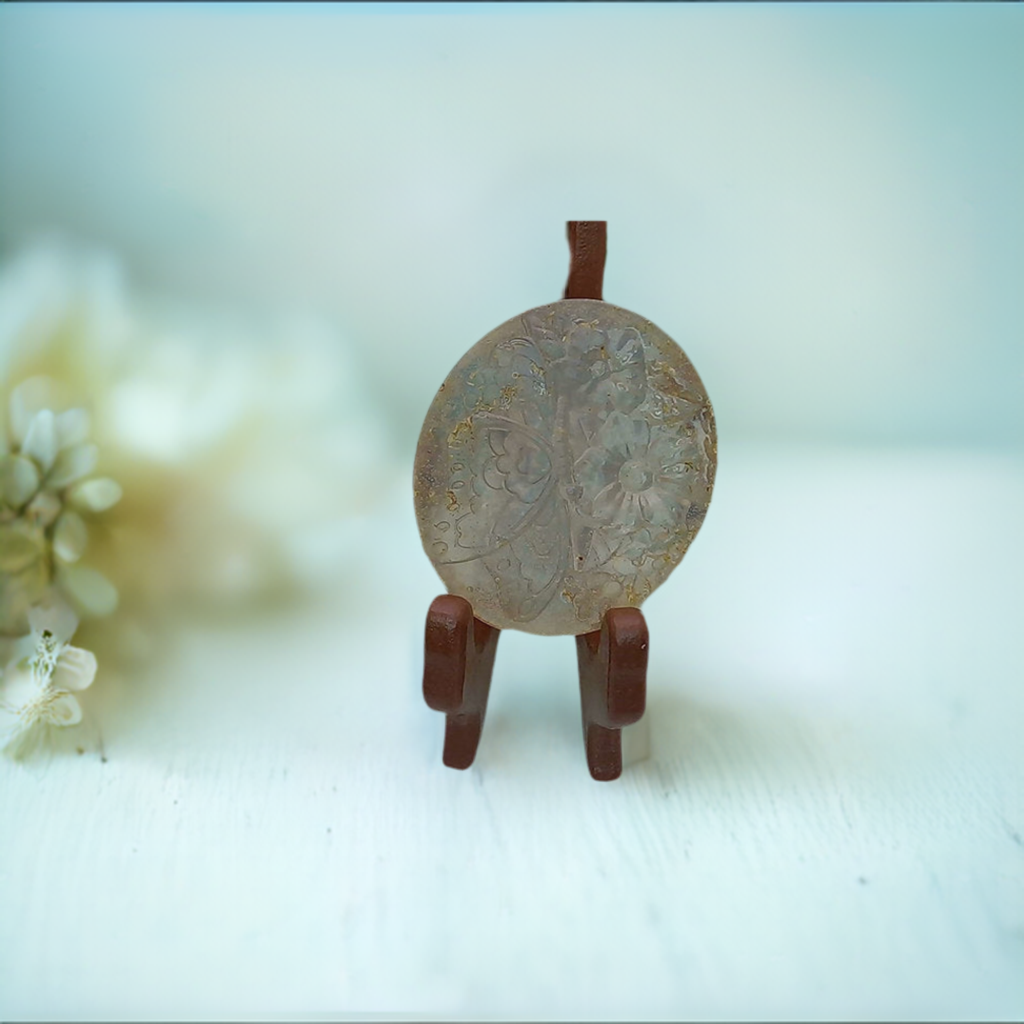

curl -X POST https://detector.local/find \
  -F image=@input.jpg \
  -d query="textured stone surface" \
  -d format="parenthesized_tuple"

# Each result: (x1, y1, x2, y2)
(414, 299, 716, 635)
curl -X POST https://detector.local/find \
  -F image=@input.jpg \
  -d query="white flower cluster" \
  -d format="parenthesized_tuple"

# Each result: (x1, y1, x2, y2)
(0, 381, 120, 756)
(0, 381, 121, 635)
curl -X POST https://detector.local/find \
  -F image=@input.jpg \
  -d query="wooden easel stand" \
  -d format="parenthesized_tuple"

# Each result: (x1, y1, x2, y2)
(422, 221, 649, 780)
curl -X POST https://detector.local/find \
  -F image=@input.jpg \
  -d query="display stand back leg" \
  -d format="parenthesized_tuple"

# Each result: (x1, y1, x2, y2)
(423, 595, 500, 770)
(576, 608, 648, 781)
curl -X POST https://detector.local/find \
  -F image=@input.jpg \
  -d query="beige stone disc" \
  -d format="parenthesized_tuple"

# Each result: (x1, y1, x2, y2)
(414, 299, 716, 636)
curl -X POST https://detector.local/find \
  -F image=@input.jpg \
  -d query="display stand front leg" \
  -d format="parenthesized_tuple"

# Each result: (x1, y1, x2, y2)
(422, 595, 500, 769)
(576, 608, 648, 781)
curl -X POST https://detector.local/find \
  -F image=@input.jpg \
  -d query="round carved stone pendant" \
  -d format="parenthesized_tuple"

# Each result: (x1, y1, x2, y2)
(414, 299, 716, 636)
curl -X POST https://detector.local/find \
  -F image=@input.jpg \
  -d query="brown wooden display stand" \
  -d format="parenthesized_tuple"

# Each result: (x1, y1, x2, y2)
(422, 222, 649, 781)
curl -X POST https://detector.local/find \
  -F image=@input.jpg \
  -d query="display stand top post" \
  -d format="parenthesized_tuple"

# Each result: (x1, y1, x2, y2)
(563, 221, 607, 301)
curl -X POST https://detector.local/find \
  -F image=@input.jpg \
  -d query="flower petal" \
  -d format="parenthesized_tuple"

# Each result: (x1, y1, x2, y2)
(27, 602, 79, 644)
(0, 661, 43, 708)
(52, 645, 97, 692)
(21, 410, 58, 473)
(0, 453, 40, 508)
(24, 489, 62, 526)
(591, 482, 626, 523)
(46, 691, 82, 727)
(566, 324, 605, 358)
(574, 446, 618, 494)
(0, 526, 43, 573)
(9, 378, 56, 447)
(0, 560, 50, 636)
(638, 489, 682, 528)
(0, 631, 35, 668)
(622, 418, 651, 459)
(58, 565, 119, 618)
(53, 511, 88, 564)
(482, 462, 505, 490)
(67, 477, 122, 512)
(46, 443, 98, 489)
(0, 704, 32, 754)
(55, 408, 91, 450)
(596, 412, 635, 460)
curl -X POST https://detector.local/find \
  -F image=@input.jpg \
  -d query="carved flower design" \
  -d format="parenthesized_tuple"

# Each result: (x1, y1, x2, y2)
(453, 423, 554, 552)
(549, 322, 647, 415)
(574, 411, 691, 529)
(482, 427, 551, 504)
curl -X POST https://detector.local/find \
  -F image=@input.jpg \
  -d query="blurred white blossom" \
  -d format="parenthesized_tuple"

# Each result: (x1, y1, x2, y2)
(0, 236, 390, 753)
(0, 604, 97, 757)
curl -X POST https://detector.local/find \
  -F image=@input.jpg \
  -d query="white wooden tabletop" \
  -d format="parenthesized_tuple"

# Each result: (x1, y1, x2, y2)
(1, 443, 1022, 1021)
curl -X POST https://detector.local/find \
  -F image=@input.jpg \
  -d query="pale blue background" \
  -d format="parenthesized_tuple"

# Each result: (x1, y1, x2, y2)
(2, 7, 1024, 1022)
(1, 2, 1022, 452)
